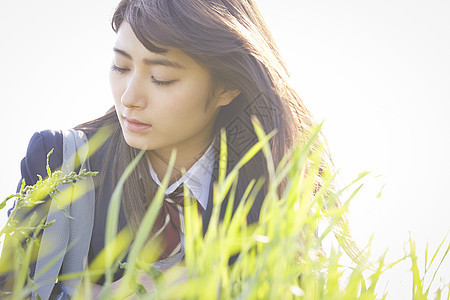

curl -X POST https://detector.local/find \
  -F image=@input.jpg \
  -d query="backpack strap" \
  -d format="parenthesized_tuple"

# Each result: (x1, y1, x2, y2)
(33, 129, 95, 300)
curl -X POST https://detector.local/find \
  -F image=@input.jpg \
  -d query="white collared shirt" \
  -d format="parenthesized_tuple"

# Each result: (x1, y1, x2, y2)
(148, 140, 216, 211)
(147, 140, 216, 268)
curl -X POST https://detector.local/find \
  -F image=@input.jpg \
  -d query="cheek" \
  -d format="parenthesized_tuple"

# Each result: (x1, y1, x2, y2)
(155, 91, 211, 133)
(171, 81, 211, 114)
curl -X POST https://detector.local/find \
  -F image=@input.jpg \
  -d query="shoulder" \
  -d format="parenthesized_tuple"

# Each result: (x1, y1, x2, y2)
(26, 130, 64, 158)
(19, 130, 64, 188)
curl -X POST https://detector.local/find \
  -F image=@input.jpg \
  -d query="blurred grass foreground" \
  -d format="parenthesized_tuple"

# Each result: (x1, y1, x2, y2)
(0, 120, 449, 299)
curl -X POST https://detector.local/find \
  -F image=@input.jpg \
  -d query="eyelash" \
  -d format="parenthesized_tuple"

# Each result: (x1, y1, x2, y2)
(151, 77, 175, 87)
(111, 64, 129, 74)
(111, 64, 175, 87)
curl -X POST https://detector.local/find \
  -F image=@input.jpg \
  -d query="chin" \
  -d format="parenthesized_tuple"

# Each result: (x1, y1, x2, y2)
(122, 134, 151, 151)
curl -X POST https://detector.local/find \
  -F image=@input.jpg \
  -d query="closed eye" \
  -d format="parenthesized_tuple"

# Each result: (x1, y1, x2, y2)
(152, 76, 176, 87)
(111, 64, 129, 74)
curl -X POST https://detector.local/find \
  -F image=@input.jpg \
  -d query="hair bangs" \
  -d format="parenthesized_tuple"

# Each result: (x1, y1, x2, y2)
(112, 0, 244, 60)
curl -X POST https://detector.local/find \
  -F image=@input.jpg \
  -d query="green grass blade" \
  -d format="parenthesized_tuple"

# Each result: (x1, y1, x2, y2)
(115, 149, 177, 298)
(103, 150, 145, 289)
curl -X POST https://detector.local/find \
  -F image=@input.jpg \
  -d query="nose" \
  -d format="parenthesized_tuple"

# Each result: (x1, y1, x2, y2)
(120, 74, 148, 109)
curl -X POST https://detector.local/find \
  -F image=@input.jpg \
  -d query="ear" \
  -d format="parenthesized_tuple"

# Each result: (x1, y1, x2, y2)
(215, 88, 240, 107)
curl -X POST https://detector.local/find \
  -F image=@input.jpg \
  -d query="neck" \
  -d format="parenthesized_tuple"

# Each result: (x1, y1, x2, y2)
(147, 138, 213, 184)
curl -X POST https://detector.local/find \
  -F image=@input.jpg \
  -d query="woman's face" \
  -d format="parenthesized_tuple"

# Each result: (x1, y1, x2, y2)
(110, 22, 237, 159)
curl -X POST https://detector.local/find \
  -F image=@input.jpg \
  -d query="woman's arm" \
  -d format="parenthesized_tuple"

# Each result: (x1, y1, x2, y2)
(18, 130, 63, 188)
(0, 130, 63, 293)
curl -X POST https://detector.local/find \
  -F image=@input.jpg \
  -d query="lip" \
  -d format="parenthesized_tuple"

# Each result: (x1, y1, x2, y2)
(123, 117, 152, 132)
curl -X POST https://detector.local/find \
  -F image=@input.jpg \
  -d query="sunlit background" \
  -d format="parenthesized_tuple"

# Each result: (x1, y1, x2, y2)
(1, 0, 449, 298)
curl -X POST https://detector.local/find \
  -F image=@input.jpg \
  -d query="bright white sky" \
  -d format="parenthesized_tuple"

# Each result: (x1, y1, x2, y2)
(0, 0, 449, 298)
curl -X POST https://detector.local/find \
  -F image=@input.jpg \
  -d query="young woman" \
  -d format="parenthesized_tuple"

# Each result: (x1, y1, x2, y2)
(1, 0, 321, 298)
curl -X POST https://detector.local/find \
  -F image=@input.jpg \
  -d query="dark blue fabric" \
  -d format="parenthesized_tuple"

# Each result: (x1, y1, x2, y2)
(7, 130, 63, 217)
(53, 282, 70, 300)
(1, 130, 63, 294)
(18, 130, 64, 191)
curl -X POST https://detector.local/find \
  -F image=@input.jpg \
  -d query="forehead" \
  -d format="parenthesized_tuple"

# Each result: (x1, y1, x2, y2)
(114, 22, 203, 71)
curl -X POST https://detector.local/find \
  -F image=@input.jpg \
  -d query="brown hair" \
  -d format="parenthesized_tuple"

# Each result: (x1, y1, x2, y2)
(78, 0, 318, 232)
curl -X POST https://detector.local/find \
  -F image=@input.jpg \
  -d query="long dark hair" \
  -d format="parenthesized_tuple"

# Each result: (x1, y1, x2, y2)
(77, 0, 318, 232)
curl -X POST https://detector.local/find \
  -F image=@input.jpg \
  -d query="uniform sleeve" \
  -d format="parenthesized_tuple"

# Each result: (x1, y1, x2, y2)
(18, 130, 64, 190)
(0, 130, 63, 292)
(7, 130, 63, 217)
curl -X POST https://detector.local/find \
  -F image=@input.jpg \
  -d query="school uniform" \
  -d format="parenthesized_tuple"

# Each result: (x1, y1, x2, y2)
(1, 129, 218, 299)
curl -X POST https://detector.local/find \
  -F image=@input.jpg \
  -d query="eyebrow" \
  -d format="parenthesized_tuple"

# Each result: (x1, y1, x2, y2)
(113, 47, 185, 69)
